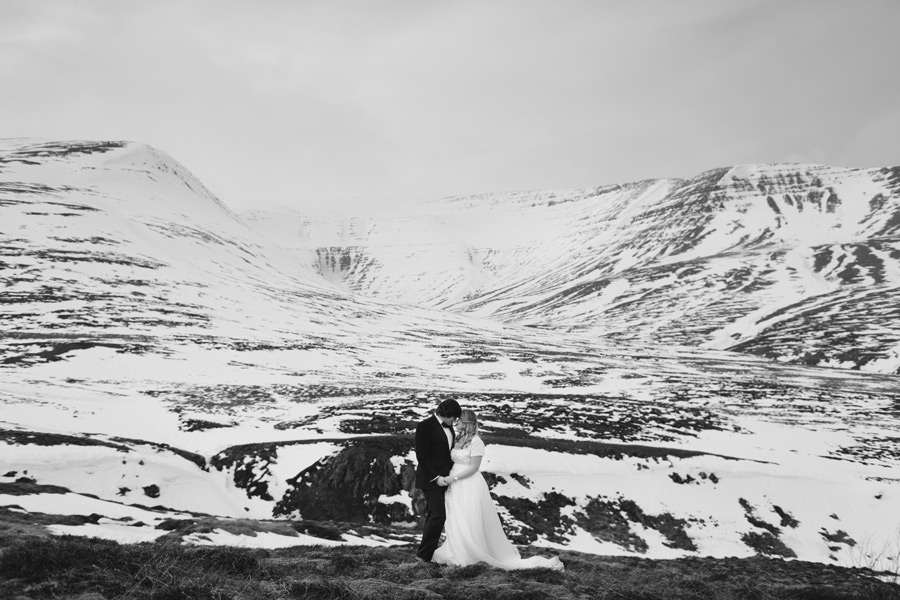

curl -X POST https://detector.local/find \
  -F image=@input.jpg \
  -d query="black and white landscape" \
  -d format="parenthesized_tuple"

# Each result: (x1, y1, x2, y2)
(1, 139, 899, 572)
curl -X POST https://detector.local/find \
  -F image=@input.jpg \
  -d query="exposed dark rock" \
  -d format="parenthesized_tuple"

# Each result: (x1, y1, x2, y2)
(820, 528, 856, 547)
(0, 429, 132, 451)
(273, 436, 414, 524)
(741, 531, 796, 558)
(291, 520, 344, 541)
(495, 491, 576, 545)
(669, 472, 696, 485)
(180, 419, 232, 433)
(773, 505, 799, 529)
(572, 496, 698, 553)
(340, 414, 418, 435)
(575, 497, 649, 553)
(156, 518, 202, 532)
(618, 499, 697, 552)
(739, 498, 781, 536)
(481, 472, 507, 488)
(211, 443, 279, 502)
(0, 481, 70, 495)
(509, 473, 531, 488)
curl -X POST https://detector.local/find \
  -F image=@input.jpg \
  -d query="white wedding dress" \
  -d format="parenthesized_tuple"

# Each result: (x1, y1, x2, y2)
(432, 436, 564, 570)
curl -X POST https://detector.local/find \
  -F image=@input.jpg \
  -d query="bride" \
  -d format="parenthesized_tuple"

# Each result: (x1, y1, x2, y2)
(432, 409, 564, 571)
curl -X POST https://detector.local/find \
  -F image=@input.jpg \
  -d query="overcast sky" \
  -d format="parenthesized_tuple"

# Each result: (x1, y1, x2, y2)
(2, 0, 898, 213)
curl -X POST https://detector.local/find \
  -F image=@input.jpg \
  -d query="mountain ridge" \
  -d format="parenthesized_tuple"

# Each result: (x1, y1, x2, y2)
(243, 160, 900, 373)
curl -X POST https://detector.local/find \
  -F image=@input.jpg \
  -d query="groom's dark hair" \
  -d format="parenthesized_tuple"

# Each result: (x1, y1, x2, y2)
(435, 399, 462, 418)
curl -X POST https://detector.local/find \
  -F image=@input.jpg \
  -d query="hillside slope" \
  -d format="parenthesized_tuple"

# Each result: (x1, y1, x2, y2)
(245, 164, 900, 373)
(1, 139, 899, 575)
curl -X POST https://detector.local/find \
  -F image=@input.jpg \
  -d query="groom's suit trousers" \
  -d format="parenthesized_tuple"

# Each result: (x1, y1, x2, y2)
(417, 487, 447, 561)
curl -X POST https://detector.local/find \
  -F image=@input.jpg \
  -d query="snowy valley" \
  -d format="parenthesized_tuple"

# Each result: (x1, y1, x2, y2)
(1, 139, 899, 574)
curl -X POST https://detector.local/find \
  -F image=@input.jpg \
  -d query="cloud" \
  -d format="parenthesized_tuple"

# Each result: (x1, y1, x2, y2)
(840, 109, 900, 168)
(1, 0, 898, 210)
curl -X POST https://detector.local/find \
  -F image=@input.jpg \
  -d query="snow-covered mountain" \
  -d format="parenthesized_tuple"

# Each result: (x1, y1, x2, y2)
(2, 139, 899, 573)
(245, 164, 900, 374)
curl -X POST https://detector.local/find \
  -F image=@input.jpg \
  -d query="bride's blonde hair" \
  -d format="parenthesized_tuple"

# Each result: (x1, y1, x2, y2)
(454, 409, 478, 449)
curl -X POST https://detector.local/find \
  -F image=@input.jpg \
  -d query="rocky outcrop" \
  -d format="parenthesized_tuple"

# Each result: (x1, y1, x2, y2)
(273, 436, 417, 523)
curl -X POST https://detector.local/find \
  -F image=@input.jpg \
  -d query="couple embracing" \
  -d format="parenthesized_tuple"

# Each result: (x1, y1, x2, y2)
(414, 399, 563, 570)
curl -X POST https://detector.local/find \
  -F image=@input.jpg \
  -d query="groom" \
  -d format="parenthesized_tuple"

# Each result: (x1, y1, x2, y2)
(414, 398, 462, 562)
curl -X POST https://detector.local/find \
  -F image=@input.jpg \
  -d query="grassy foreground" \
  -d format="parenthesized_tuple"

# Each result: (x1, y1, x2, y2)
(1, 534, 898, 600)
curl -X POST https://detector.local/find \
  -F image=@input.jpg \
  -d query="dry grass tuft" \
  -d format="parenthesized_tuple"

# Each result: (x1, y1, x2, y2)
(0, 534, 897, 600)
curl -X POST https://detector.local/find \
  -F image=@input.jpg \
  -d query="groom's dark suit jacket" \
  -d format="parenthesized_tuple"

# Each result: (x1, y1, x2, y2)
(415, 415, 454, 490)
